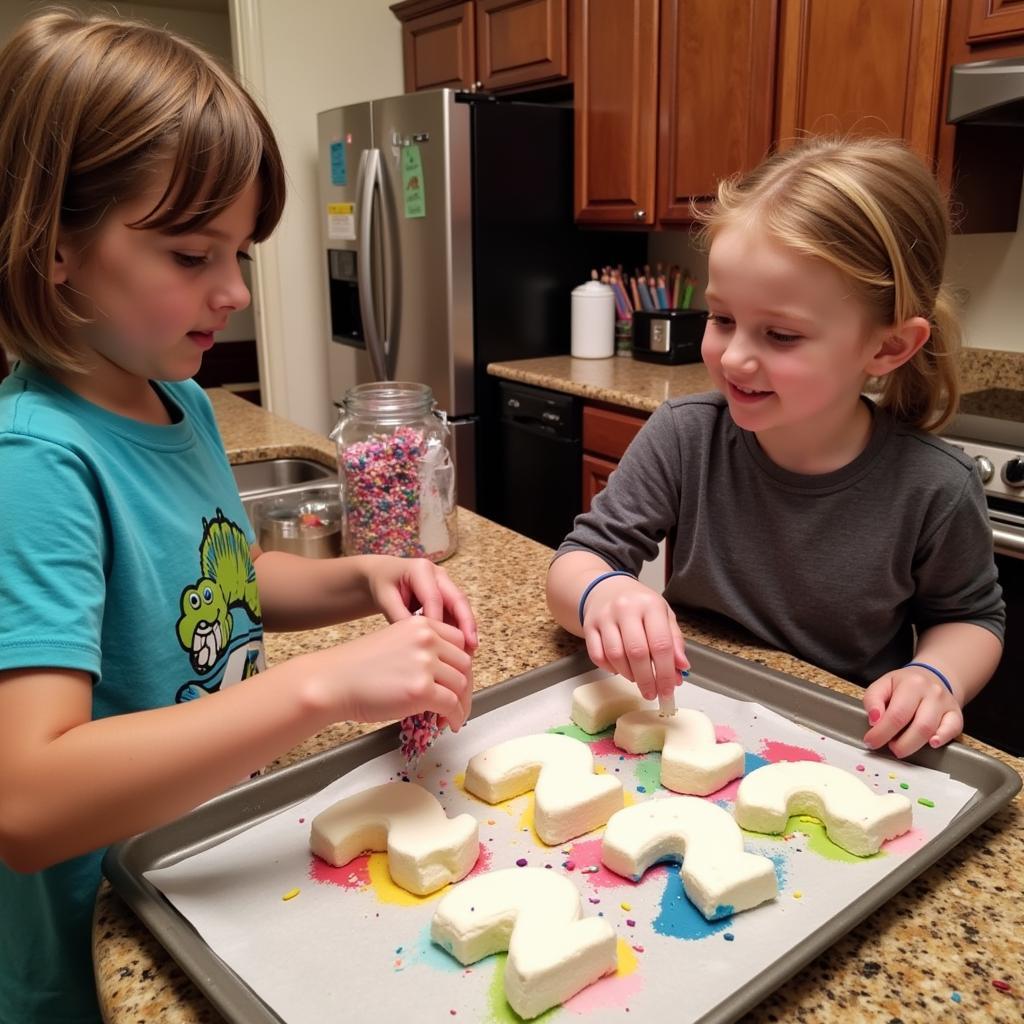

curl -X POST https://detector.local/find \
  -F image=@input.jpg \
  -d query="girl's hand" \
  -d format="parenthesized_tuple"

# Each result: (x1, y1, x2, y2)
(861, 666, 963, 758)
(319, 616, 473, 731)
(367, 556, 479, 652)
(581, 576, 688, 701)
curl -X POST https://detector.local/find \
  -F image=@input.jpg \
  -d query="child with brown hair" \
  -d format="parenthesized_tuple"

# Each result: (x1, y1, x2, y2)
(548, 136, 1003, 761)
(0, 12, 477, 1021)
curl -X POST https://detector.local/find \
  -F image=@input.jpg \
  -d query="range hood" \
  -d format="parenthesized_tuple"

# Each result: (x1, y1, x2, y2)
(948, 57, 1024, 126)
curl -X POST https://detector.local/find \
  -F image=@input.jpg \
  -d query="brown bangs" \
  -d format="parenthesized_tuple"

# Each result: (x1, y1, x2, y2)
(129, 67, 285, 242)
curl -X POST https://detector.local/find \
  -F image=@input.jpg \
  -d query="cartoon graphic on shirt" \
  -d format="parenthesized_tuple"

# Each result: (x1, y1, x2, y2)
(176, 509, 263, 680)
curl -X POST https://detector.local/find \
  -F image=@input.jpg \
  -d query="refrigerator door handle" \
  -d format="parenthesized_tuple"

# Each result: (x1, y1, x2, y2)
(357, 147, 388, 381)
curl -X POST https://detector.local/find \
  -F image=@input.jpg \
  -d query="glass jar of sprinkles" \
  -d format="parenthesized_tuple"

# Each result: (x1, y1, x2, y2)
(331, 381, 457, 561)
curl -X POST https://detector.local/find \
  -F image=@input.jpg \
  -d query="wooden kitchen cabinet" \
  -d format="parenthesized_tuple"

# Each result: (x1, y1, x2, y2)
(774, 0, 948, 163)
(392, 0, 569, 94)
(574, 0, 775, 226)
(581, 404, 647, 510)
(582, 453, 617, 510)
(657, 0, 777, 223)
(936, 0, 1024, 232)
(966, 0, 1024, 42)
(476, 0, 569, 90)
(572, 0, 659, 225)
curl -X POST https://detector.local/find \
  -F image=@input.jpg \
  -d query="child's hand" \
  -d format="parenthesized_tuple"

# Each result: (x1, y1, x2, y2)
(367, 556, 478, 652)
(322, 616, 473, 731)
(581, 576, 688, 701)
(861, 666, 963, 758)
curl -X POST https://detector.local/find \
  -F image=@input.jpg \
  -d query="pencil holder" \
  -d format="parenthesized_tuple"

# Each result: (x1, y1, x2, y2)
(631, 309, 706, 365)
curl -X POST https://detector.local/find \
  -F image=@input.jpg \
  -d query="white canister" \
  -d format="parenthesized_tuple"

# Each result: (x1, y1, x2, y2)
(571, 281, 616, 359)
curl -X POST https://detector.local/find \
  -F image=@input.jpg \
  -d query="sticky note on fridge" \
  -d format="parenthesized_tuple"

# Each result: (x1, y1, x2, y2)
(402, 144, 426, 219)
(330, 141, 347, 186)
(327, 202, 355, 241)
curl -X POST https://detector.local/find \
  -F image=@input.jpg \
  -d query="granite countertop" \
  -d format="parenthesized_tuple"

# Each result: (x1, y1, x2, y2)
(488, 346, 1024, 413)
(94, 390, 1024, 1023)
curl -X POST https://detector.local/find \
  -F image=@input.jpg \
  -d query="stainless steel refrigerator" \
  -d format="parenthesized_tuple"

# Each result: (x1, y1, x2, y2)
(317, 90, 643, 513)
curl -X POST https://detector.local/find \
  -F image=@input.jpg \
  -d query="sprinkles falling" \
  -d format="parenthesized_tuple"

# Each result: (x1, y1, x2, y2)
(399, 712, 443, 768)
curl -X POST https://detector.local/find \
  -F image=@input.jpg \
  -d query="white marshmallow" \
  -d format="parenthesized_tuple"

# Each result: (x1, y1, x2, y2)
(614, 708, 745, 796)
(464, 733, 623, 845)
(601, 797, 777, 920)
(431, 867, 617, 1020)
(309, 782, 479, 896)
(571, 674, 652, 734)
(735, 761, 913, 857)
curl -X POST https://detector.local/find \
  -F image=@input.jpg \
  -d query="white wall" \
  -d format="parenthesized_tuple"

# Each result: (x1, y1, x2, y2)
(649, 189, 1024, 353)
(232, 0, 404, 434)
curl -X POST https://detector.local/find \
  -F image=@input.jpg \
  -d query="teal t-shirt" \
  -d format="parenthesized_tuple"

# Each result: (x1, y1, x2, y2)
(0, 364, 265, 1023)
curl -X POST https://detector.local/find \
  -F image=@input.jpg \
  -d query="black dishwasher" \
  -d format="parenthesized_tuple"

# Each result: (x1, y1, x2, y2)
(492, 380, 581, 549)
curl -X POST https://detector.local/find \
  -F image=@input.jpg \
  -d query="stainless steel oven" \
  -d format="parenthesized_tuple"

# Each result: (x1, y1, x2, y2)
(942, 388, 1024, 757)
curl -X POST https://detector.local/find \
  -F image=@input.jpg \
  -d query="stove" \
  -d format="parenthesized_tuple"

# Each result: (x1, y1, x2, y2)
(939, 387, 1024, 756)
(942, 388, 1024, 557)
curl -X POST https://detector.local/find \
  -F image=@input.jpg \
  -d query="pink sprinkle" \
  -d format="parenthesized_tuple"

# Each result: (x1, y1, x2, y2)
(298, 818, 305, 824)
(855, 764, 866, 772)
(632, 945, 644, 954)
(564, 860, 576, 871)
(626, 919, 636, 927)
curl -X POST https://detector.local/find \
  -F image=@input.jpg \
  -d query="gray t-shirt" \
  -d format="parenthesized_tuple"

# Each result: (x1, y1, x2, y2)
(557, 392, 1004, 685)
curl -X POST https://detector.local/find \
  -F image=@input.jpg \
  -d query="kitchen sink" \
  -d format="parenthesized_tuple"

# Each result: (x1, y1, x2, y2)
(232, 460, 340, 551)
(231, 458, 336, 498)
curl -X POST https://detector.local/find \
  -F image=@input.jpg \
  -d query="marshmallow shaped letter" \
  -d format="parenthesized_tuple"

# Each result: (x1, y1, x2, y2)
(614, 708, 745, 796)
(601, 797, 777, 919)
(309, 782, 479, 896)
(735, 761, 913, 857)
(464, 733, 623, 845)
(571, 675, 651, 734)
(432, 867, 617, 1020)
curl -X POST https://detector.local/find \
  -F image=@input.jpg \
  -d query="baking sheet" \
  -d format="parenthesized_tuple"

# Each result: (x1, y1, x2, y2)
(104, 645, 1021, 1024)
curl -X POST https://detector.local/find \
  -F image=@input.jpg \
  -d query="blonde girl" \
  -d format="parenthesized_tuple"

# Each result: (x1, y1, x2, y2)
(0, 13, 476, 1022)
(548, 136, 1003, 761)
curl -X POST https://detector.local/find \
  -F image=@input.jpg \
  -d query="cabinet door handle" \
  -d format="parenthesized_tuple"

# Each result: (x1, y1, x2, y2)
(634, 209, 647, 220)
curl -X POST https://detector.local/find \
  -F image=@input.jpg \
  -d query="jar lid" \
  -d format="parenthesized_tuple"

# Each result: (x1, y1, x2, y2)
(572, 281, 614, 298)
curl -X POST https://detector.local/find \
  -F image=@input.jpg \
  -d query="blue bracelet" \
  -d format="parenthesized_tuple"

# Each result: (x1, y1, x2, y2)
(578, 570, 636, 626)
(904, 661, 955, 696)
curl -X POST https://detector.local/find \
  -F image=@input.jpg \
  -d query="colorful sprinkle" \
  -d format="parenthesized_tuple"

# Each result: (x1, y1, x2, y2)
(626, 919, 636, 927)
(855, 764, 865, 772)
(515, 858, 528, 867)
(281, 888, 300, 901)
(793, 891, 803, 900)
(620, 902, 632, 911)
(564, 860, 576, 871)
(582, 865, 600, 874)
(899, 782, 910, 790)
(950, 992, 961, 1003)
(724, 933, 735, 942)
(918, 797, 935, 808)
(992, 979, 1012, 993)
(398, 712, 443, 767)
(888, 772, 896, 779)
(632, 945, 645, 954)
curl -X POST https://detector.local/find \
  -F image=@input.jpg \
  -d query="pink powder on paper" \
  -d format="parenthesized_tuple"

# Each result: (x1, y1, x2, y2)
(881, 828, 928, 855)
(758, 740, 824, 764)
(309, 852, 371, 889)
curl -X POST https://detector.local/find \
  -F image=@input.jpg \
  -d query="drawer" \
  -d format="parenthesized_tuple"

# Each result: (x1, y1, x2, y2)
(582, 404, 647, 461)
